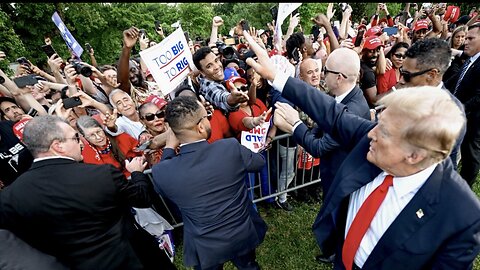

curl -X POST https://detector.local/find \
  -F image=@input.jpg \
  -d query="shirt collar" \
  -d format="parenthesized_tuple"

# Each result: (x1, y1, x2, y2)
(34, 156, 75, 163)
(334, 87, 354, 103)
(179, 139, 206, 147)
(382, 163, 438, 198)
(469, 52, 480, 63)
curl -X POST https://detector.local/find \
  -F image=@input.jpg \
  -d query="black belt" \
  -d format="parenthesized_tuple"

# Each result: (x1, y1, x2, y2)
(353, 262, 362, 270)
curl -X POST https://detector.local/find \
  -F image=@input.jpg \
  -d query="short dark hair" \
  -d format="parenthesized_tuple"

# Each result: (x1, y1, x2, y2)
(405, 38, 451, 75)
(469, 22, 480, 32)
(165, 95, 201, 132)
(285, 32, 305, 60)
(0, 97, 18, 118)
(193, 47, 213, 71)
(386, 42, 409, 59)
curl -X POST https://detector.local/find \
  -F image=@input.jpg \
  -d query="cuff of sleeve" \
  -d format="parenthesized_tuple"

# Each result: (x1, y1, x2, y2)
(104, 126, 122, 137)
(292, 120, 303, 133)
(272, 71, 290, 93)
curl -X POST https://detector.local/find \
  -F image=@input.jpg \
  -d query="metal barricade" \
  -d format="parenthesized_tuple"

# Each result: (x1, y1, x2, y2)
(143, 133, 322, 228)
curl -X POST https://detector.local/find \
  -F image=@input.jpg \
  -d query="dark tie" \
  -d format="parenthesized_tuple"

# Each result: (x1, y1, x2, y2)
(454, 58, 471, 95)
(342, 175, 394, 270)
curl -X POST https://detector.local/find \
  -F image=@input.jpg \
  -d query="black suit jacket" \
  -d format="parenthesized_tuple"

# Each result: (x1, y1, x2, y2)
(281, 77, 480, 269)
(454, 55, 480, 119)
(152, 139, 267, 269)
(293, 85, 370, 194)
(0, 158, 153, 270)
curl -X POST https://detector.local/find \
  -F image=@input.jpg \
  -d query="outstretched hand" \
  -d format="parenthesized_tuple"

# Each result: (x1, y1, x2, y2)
(243, 30, 276, 82)
(125, 156, 148, 173)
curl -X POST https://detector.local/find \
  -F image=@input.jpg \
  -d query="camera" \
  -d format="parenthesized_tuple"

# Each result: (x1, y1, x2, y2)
(70, 60, 92, 77)
(16, 57, 31, 67)
(222, 46, 236, 60)
(339, 3, 348, 12)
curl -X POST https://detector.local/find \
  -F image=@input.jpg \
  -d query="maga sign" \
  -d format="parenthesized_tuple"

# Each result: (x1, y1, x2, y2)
(240, 121, 270, 153)
(140, 26, 194, 95)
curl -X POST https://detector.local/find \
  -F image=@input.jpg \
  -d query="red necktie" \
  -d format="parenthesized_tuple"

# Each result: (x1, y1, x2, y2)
(342, 174, 394, 270)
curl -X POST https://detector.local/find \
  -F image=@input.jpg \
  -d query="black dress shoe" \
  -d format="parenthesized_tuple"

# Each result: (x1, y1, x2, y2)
(315, 254, 335, 264)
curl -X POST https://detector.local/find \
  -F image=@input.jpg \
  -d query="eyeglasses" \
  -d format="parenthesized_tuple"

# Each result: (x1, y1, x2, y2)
(322, 66, 348, 79)
(393, 53, 406, 59)
(196, 114, 212, 125)
(236, 85, 249, 92)
(64, 133, 81, 144)
(142, 110, 165, 121)
(400, 68, 433, 82)
(85, 129, 104, 140)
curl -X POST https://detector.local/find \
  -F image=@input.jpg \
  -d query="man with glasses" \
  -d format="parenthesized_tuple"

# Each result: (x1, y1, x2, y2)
(273, 48, 371, 264)
(0, 115, 177, 269)
(152, 95, 267, 270)
(396, 38, 465, 171)
(359, 36, 387, 108)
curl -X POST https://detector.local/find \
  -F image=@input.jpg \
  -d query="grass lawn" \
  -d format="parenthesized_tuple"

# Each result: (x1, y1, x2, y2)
(172, 178, 480, 269)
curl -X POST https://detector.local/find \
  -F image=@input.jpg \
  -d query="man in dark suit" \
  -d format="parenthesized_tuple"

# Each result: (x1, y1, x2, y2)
(396, 38, 466, 171)
(245, 33, 480, 269)
(453, 23, 480, 187)
(0, 115, 176, 270)
(152, 96, 267, 270)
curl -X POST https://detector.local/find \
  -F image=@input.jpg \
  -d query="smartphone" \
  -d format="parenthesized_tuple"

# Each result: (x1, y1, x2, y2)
(270, 6, 278, 21)
(292, 47, 300, 63)
(383, 27, 398, 36)
(184, 31, 190, 42)
(63, 97, 83, 109)
(27, 108, 38, 117)
(137, 140, 152, 151)
(155, 20, 162, 32)
(13, 74, 38, 88)
(85, 43, 92, 53)
(354, 29, 365, 47)
(41, 44, 57, 58)
(16, 57, 31, 67)
(139, 29, 147, 39)
(240, 20, 250, 31)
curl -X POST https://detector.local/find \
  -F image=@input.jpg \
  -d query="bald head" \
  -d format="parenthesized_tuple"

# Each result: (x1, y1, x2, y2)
(300, 58, 322, 87)
(325, 48, 360, 83)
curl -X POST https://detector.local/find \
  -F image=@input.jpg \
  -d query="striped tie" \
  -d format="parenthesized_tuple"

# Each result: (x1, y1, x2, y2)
(454, 58, 471, 95)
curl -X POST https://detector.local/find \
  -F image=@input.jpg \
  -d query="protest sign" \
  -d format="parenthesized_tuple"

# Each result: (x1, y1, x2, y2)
(274, 3, 302, 50)
(51, 12, 83, 58)
(140, 26, 194, 95)
(240, 121, 270, 153)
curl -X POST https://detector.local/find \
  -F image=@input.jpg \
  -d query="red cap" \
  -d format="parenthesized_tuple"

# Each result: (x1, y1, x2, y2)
(237, 43, 248, 52)
(363, 36, 384, 50)
(144, 94, 168, 109)
(226, 76, 247, 91)
(443, 6, 461, 23)
(414, 20, 429, 31)
(365, 26, 383, 37)
(145, 69, 152, 77)
(378, 18, 388, 25)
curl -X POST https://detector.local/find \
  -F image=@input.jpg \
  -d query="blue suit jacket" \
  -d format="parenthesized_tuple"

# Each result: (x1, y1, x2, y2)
(292, 85, 370, 195)
(152, 139, 267, 269)
(281, 77, 480, 269)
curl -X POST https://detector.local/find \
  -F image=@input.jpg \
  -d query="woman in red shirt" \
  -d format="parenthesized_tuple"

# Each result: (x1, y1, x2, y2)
(376, 42, 409, 95)
(76, 115, 143, 178)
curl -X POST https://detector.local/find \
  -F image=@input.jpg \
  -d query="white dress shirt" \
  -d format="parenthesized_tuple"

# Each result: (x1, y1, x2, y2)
(345, 164, 437, 267)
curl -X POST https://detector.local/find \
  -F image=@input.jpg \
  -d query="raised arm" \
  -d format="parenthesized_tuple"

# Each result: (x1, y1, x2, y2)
(117, 26, 139, 94)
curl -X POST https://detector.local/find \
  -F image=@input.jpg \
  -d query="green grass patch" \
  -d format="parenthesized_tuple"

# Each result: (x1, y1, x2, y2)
(172, 178, 480, 269)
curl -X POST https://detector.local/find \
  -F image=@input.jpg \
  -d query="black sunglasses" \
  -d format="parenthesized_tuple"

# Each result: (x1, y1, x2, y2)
(400, 68, 433, 82)
(196, 114, 213, 125)
(322, 66, 348, 79)
(393, 53, 406, 59)
(237, 85, 249, 92)
(142, 110, 165, 121)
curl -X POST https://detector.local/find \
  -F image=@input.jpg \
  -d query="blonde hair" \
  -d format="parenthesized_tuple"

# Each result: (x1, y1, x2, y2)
(378, 86, 464, 166)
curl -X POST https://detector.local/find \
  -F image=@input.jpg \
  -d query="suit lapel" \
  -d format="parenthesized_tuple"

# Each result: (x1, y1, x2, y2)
(363, 162, 443, 268)
(340, 86, 359, 106)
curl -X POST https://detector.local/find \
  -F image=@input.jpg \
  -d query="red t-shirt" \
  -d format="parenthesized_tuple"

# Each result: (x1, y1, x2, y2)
(207, 109, 233, 144)
(228, 99, 270, 139)
(81, 133, 142, 178)
(376, 68, 398, 95)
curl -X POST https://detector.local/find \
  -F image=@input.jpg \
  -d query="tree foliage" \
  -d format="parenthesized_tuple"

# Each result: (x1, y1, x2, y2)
(0, 2, 475, 73)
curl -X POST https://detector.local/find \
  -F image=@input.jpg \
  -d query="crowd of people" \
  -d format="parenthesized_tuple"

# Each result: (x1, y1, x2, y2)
(0, 2, 480, 269)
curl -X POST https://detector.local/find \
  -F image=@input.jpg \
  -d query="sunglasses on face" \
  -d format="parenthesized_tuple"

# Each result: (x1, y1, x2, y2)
(142, 110, 165, 121)
(322, 66, 348, 79)
(400, 68, 433, 82)
(237, 85, 249, 92)
(393, 53, 406, 59)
